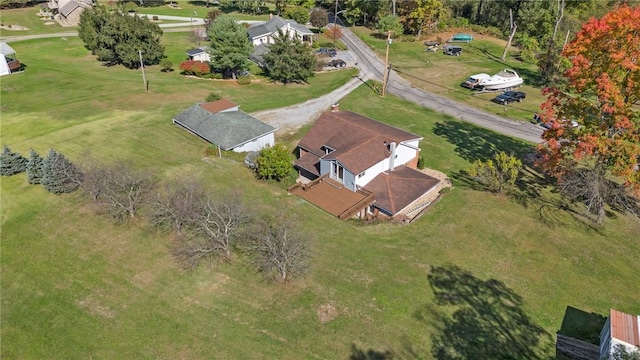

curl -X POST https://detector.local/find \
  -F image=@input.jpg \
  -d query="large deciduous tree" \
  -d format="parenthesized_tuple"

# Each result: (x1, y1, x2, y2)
(539, 4, 640, 223)
(207, 15, 253, 79)
(262, 30, 316, 84)
(310, 7, 328, 31)
(78, 5, 165, 68)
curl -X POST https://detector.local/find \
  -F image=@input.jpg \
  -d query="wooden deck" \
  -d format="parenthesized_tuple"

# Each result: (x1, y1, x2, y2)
(289, 177, 373, 219)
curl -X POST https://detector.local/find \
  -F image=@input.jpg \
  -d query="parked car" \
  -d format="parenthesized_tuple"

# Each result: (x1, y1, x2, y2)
(327, 59, 346, 68)
(443, 44, 462, 56)
(491, 91, 526, 105)
(316, 48, 337, 57)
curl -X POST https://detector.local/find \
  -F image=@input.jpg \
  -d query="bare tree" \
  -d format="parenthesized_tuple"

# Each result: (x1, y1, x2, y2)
(173, 189, 252, 269)
(150, 176, 206, 234)
(77, 154, 108, 202)
(98, 162, 155, 221)
(248, 215, 310, 282)
(198, 190, 252, 258)
(558, 165, 639, 224)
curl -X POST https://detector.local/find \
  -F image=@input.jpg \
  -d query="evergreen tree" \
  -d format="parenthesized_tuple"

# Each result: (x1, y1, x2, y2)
(263, 30, 316, 84)
(41, 149, 82, 194)
(0, 145, 27, 176)
(207, 15, 253, 79)
(26, 148, 44, 184)
(78, 5, 165, 68)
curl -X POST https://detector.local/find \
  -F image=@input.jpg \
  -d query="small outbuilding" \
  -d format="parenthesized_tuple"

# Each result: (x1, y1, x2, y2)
(0, 42, 21, 76)
(173, 99, 276, 153)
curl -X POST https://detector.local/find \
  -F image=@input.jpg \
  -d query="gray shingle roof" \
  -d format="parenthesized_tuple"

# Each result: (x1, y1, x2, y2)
(173, 104, 276, 150)
(59, 0, 79, 17)
(0, 42, 16, 56)
(186, 48, 207, 56)
(247, 15, 313, 39)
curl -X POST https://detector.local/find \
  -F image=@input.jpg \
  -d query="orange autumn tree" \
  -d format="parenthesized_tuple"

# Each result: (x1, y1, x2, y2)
(539, 4, 640, 223)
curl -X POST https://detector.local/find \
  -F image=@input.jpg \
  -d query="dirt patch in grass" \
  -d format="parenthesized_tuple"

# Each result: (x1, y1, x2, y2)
(77, 295, 115, 318)
(317, 303, 339, 324)
(0, 24, 29, 31)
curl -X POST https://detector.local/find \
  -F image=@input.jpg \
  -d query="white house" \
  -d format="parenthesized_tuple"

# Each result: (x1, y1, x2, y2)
(293, 109, 440, 218)
(173, 99, 276, 153)
(0, 42, 20, 76)
(600, 309, 640, 359)
(186, 47, 211, 62)
(247, 15, 314, 46)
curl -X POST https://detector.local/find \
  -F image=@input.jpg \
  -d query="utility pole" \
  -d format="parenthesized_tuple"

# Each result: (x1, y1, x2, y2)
(392, 0, 396, 17)
(334, 0, 338, 27)
(382, 31, 392, 97)
(138, 49, 147, 92)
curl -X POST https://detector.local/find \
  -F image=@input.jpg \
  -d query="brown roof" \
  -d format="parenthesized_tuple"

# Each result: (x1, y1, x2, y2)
(297, 111, 421, 174)
(610, 309, 640, 346)
(294, 151, 321, 176)
(200, 99, 239, 114)
(364, 165, 440, 215)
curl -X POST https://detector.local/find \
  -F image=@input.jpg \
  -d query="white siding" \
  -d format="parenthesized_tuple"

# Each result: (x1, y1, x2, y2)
(353, 141, 420, 188)
(192, 53, 211, 62)
(232, 132, 275, 153)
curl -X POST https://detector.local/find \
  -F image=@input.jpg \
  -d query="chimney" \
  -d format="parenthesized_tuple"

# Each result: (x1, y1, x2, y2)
(331, 103, 339, 112)
(389, 142, 396, 170)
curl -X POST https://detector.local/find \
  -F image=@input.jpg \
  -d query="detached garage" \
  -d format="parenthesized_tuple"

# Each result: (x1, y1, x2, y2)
(173, 99, 276, 153)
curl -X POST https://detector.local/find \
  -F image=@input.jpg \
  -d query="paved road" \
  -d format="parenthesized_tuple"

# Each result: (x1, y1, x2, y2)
(340, 28, 544, 144)
(1, 19, 544, 144)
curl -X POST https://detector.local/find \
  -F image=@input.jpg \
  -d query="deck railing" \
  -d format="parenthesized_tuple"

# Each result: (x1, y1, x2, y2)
(338, 188, 374, 220)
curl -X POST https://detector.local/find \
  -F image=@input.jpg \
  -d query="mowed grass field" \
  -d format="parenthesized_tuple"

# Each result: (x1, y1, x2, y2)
(2, 16, 640, 360)
(352, 27, 546, 123)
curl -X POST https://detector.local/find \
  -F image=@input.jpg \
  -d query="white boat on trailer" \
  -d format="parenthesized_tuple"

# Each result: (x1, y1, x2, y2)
(461, 73, 490, 89)
(477, 69, 523, 90)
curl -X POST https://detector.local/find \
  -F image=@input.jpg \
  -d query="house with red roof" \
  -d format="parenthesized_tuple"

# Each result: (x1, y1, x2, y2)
(291, 108, 442, 220)
(600, 309, 640, 359)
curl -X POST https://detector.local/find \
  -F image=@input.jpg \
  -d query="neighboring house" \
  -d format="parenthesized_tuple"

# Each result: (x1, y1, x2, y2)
(173, 99, 276, 153)
(0, 42, 21, 77)
(292, 108, 441, 219)
(186, 47, 211, 62)
(600, 309, 640, 359)
(48, 0, 93, 26)
(247, 15, 314, 46)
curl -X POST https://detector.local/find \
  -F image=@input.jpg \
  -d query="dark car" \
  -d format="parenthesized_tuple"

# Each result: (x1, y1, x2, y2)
(327, 59, 346, 68)
(316, 48, 337, 57)
(492, 91, 526, 105)
(443, 44, 462, 56)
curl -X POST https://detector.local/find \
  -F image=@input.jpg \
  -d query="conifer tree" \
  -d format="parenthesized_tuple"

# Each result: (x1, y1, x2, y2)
(41, 149, 82, 194)
(26, 148, 45, 184)
(0, 145, 27, 176)
(263, 30, 316, 84)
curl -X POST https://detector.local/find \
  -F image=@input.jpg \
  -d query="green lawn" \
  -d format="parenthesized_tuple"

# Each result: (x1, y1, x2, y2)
(2, 14, 640, 360)
(352, 26, 546, 123)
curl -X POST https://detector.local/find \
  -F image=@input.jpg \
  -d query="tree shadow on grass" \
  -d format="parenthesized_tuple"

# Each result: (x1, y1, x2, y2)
(349, 344, 395, 360)
(418, 265, 554, 360)
(466, 44, 542, 86)
(433, 120, 534, 164)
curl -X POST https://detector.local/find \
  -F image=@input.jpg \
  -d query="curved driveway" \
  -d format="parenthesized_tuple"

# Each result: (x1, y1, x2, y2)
(1, 18, 544, 143)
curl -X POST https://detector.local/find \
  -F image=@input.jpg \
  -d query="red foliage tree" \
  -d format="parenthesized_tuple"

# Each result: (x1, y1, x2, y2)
(539, 4, 640, 191)
(179, 60, 211, 77)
